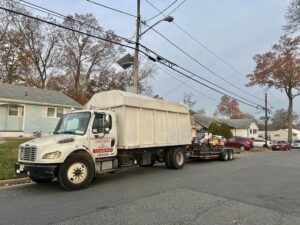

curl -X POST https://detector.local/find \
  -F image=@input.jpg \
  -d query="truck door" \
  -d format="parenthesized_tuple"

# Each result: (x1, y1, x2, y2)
(89, 112, 117, 158)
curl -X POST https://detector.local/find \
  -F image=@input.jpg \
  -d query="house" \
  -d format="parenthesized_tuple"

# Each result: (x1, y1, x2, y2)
(268, 129, 300, 142)
(0, 83, 82, 137)
(194, 116, 259, 139)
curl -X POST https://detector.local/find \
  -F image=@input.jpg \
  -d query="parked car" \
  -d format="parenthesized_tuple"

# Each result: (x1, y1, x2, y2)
(271, 141, 290, 151)
(224, 136, 253, 150)
(252, 139, 273, 148)
(291, 140, 300, 149)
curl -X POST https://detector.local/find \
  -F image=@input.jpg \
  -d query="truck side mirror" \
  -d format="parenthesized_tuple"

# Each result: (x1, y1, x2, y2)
(104, 114, 112, 134)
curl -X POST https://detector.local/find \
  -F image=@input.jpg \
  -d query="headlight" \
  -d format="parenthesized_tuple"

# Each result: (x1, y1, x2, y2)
(42, 151, 62, 159)
(58, 138, 74, 144)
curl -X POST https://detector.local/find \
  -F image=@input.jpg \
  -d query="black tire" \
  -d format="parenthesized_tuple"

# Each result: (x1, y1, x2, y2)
(58, 154, 95, 191)
(168, 147, 185, 170)
(220, 149, 228, 161)
(30, 177, 53, 183)
(164, 149, 172, 169)
(227, 150, 234, 160)
(240, 145, 246, 151)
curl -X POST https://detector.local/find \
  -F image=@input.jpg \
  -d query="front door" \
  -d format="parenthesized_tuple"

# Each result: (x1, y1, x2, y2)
(89, 112, 117, 158)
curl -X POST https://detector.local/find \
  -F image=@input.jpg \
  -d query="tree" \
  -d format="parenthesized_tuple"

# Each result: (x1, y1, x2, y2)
(217, 95, 244, 119)
(0, 30, 30, 84)
(218, 123, 233, 139)
(270, 108, 299, 130)
(208, 122, 232, 139)
(247, 35, 300, 143)
(196, 108, 206, 117)
(208, 122, 219, 135)
(284, 0, 300, 33)
(183, 92, 197, 109)
(57, 13, 122, 104)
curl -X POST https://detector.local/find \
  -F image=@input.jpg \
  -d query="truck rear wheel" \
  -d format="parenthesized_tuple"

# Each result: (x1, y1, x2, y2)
(169, 147, 185, 169)
(58, 154, 94, 191)
(164, 149, 172, 169)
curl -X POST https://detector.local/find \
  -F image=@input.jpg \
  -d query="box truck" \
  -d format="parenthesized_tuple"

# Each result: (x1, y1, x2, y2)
(15, 90, 233, 190)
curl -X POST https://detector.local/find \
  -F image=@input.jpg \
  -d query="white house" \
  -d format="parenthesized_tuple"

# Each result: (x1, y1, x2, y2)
(194, 116, 259, 139)
(0, 83, 82, 138)
(268, 129, 300, 142)
(227, 119, 259, 139)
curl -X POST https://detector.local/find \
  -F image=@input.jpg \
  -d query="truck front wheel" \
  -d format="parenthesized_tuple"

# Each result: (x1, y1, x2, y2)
(58, 154, 94, 191)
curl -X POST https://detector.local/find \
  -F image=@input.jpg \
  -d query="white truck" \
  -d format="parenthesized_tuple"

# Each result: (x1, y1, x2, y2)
(15, 90, 233, 190)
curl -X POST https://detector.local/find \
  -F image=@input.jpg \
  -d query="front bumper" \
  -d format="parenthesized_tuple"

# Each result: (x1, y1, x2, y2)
(15, 162, 59, 180)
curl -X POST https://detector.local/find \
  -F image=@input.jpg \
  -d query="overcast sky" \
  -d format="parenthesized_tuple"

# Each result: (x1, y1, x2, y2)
(26, 0, 297, 118)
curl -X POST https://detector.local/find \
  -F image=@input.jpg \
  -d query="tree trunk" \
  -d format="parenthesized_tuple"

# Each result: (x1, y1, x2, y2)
(287, 96, 293, 144)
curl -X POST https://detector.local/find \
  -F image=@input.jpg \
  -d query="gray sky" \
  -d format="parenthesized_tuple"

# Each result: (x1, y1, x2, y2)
(27, 0, 297, 118)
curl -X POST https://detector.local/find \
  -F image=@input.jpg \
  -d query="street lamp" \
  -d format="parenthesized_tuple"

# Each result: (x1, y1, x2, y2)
(131, 2, 174, 93)
(140, 16, 174, 37)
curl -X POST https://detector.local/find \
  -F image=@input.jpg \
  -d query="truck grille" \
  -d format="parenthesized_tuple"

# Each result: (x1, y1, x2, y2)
(20, 146, 37, 161)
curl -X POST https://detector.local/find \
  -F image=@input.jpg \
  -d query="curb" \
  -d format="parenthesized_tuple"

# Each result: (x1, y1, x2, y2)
(0, 177, 31, 187)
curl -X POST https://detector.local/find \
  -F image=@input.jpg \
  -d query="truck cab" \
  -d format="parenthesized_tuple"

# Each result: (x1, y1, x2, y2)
(16, 109, 119, 190)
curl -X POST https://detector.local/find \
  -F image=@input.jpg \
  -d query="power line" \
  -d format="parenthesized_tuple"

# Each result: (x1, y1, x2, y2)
(149, 28, 262, 107)
(146, 0, 178, 22)
(86, 0, 136, 18)
(168, 0, 187, 15)
(16, 0, 135, 45)
(83, 0, 266, 107)
(144, 0, 265, 103)
(154, 59, 259, 108)
(0, 5, 267, 111)
(0, 6, 139, 54)
(158, 65, 219, 103)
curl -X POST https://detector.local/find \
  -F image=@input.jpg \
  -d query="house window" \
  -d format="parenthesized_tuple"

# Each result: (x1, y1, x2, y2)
(275, 134, 280, 137)
(9, 105, 19, 116)
(249, 129, 252, 134)
(47, 107, 56, 118)
(57, 108, 64, 118)
(253, 129, 257, 134)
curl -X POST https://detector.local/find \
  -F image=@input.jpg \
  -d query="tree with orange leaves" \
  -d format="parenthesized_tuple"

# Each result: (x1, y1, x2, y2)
(217, 95, 244, 119)
(247, 35, 300, 143)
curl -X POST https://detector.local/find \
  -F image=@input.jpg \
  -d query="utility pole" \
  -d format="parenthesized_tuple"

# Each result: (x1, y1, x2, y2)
(264, 93, 268, 147)
(132, 0, 141, 93)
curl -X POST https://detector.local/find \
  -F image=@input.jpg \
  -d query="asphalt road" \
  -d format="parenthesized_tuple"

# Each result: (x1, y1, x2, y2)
(1, 151, 300, 225)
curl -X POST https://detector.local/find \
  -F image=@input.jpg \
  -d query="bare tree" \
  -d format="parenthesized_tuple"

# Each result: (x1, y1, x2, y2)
(12, 14, 60, 88)
(57, 13, 122, 104)
(247, 35, 300, 143)
(284, 0, 300, 33)
(270, 108, 299, 130)
(183, 92, 197, 109)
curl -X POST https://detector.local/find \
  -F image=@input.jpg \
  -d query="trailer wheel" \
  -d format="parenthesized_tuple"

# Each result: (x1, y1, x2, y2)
(58, 154, 94, 191)
(169, 147, 185, 169)
(220, 150, 228, 161)
(228, 150, 234, 160)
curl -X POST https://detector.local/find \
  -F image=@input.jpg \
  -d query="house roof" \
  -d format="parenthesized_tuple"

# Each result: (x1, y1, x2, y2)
(195, 115, 257, 129)
(194, 115, 218, 128)
(0, 83, 82, 107)
(224, 119, 256, 129)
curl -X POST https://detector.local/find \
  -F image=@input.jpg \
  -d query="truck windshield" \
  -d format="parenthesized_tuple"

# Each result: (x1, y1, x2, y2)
(54, 112, 91, 135)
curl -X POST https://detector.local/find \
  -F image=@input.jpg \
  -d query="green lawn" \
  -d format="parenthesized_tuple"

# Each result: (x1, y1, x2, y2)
(0, 138, 31, 180)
